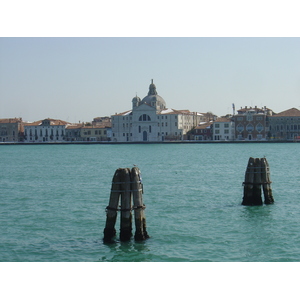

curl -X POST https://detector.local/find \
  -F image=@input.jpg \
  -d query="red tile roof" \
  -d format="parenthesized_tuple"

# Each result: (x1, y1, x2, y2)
(273, 108, 300, 117)
(214, 117, 232, 123)
(24, 118, 70, 126)
(0, 118, 22, 123)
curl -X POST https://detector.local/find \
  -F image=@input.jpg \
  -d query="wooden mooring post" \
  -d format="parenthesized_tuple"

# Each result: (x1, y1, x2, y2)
(103, 167, 149, 242)
(242, 157, 274, 206)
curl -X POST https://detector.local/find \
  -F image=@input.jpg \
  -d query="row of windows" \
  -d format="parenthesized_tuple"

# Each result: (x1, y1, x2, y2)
(121, 122, 178, 128)
(214, 135, 231, 140)
(119, 115, 178, 121)
(25, 129, 65, 136)
(270, 124, 300, 131)
(214, 123, 230, 128)
(83, 130, 106, 135)
(272, 117, 300, 122)
(236, 116, 264, 121)
(27, 136, 64, 141)
(0, 131, 16, 136)
(214, 129, 230, 134)
(120, 131, 181, 137)
(237, 134, 264, 140)
(236, 123, 264, 133)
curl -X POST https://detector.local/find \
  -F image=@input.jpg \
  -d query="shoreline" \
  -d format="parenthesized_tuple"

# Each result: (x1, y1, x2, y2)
(0, 140, 299, 145)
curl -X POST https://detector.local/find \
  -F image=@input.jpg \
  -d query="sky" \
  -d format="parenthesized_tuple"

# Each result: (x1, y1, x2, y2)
(1, 2, 300, 124)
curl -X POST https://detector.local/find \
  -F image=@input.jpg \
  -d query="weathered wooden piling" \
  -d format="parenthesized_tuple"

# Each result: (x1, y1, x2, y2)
(103, 167, 149, 242)
(103, 169, 122, 242)
(242, 157, 274, 206)
(131, 167, 149, 241)
(261, 158, 274, 204)
(119, 168, 132, 241)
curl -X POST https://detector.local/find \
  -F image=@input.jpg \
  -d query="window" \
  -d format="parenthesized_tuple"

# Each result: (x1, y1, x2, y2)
(236, 124, 244, 132)
(215, 124, 220, 128)
(256, 123, 264, 132)
(246, 124, 254, 132)
(246, 114, 253, 121)
(224, 123, 229, 128)
(139, 114, 151, 121)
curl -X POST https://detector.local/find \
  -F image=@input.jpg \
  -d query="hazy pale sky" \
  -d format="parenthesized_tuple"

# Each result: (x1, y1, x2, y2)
(1, 0, 300, 123)
(1, 37, 299, 123)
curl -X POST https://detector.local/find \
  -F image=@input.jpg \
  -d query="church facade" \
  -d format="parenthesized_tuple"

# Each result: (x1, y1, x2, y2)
(111, 80, 205, 142)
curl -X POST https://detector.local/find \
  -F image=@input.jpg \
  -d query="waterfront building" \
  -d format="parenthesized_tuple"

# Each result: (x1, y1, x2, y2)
(79, 124, 110, 141)
(192, 122, 213, 140)
(0, 118, 23, 142)
(268, 107, 300, 141)
(65, 124, 82, 141)
(212, 117, 235, 141)
(65, 123, 111, 141)
(23, 118, 69, 142)
(92, 116, 111, 127)
(111, 80, 205, 142)
(233, 106, 272, 141)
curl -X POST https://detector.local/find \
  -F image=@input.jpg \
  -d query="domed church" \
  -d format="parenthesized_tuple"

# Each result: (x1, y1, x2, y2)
(111, 80, 204, 142)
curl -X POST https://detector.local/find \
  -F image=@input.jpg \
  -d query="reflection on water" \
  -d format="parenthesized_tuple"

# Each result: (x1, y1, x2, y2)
(102, 239, 151, 262)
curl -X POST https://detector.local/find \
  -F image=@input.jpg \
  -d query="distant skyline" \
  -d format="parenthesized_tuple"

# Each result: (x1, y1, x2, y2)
(1, 37, 299, 123)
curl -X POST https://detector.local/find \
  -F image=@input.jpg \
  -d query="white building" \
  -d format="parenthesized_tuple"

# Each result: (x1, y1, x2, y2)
(111, 80, 205, 142)
(212, 117, 235, 141)
(24, 118, 69, 142)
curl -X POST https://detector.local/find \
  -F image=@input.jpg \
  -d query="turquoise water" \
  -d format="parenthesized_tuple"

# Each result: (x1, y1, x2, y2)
(0, 143, 299, 262)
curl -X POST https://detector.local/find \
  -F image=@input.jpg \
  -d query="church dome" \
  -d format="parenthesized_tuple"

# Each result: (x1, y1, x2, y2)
(132, 95, 141, 102)
(141, 80, 166, 110)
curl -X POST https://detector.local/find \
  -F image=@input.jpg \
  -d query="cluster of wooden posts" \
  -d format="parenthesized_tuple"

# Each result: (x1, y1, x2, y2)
(242, 157, 274, 206)
(103, 167, 149, 242)
(103, 157, 274, 242)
